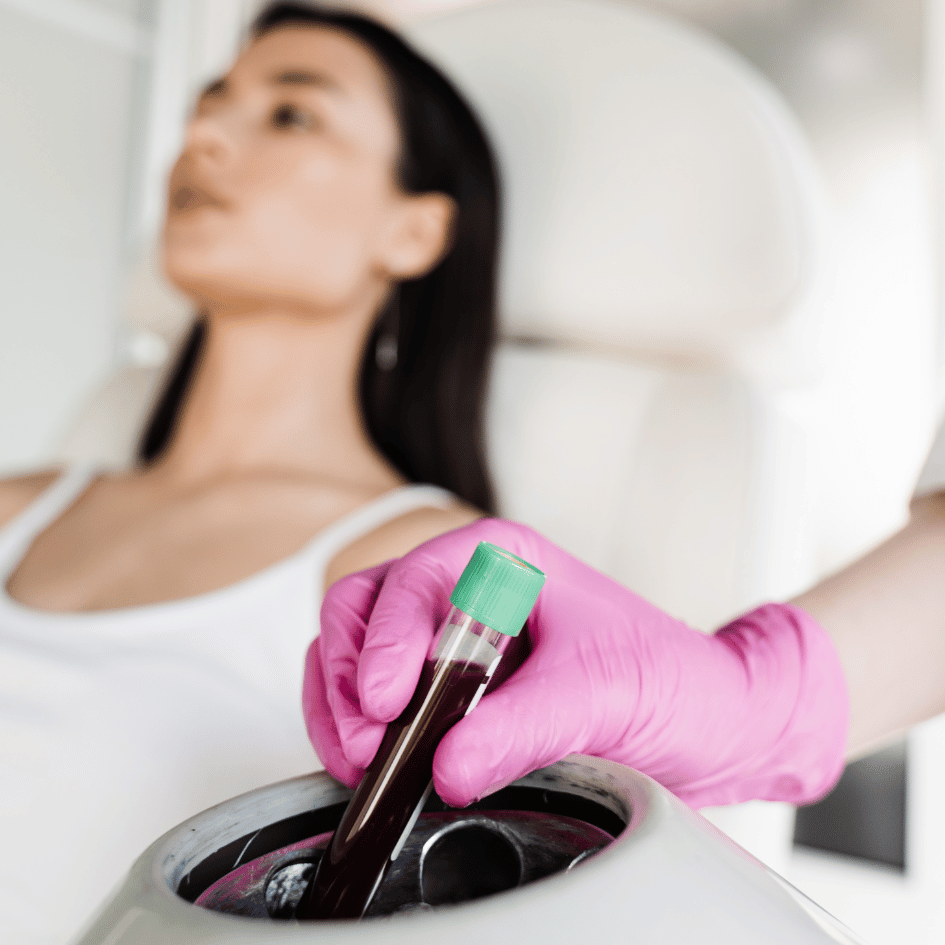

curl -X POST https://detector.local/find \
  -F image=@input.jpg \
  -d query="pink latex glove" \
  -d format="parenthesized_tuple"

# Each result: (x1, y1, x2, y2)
(303, 519, 848, 809)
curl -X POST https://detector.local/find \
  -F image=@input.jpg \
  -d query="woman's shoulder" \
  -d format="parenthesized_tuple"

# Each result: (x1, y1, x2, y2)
(0, 469, 60, 530)
(324, 497, 483, 587)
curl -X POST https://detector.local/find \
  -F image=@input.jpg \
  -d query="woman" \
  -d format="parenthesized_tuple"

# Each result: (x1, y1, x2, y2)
(0, 4, 498, 941)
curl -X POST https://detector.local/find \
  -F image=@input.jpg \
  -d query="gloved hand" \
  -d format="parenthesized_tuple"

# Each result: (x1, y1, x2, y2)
(303, 519, 848, 809)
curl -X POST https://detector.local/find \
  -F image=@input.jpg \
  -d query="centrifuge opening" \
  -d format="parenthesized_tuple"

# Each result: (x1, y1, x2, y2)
(177, 784, 626, 920)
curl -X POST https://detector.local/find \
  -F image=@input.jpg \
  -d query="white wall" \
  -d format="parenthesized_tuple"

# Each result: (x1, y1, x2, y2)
(0, 0, 265, 476)
(658, 0, 940, 580)
(0, 0, 150, 474)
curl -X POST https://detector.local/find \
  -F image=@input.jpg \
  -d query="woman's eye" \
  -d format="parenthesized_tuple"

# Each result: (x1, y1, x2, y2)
(271, 103, 317, 131)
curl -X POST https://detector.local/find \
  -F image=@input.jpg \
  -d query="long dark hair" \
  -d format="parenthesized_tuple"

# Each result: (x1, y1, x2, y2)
(139, 1, 499, 512)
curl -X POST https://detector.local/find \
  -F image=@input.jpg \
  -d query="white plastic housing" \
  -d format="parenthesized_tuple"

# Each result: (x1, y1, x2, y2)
(74, 758, 863, 945)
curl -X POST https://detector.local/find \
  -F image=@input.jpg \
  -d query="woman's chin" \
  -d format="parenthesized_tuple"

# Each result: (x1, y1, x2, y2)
(161, 249, 382, 322)
(161, 255, 244, 308)
(159, 280, 294, 320)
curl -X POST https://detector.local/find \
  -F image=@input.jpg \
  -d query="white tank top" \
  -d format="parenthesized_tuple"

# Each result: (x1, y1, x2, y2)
(0, 468, 455, 944)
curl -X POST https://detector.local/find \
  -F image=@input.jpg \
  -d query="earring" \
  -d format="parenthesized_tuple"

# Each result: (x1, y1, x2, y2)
(375, 288, 400, 371)
(375, 332, 398, 371)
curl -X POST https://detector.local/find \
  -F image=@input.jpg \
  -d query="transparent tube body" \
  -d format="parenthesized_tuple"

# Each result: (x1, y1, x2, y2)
(296, 606, 513, 921)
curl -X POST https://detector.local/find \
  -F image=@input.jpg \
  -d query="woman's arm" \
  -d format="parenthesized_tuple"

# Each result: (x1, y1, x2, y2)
(323, 502, 483, 588)
(793, 490, 945, 759)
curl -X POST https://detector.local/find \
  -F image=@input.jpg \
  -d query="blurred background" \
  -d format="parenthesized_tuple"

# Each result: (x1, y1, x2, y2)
(1, 0, 943, 941)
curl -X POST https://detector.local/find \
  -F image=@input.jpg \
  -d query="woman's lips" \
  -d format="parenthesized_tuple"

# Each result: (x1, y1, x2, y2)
(170, 185, 224, 211)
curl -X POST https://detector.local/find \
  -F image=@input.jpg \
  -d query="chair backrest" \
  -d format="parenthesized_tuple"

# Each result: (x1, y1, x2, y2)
(59, 0, 834, 629)
(407, 0, 834, 626)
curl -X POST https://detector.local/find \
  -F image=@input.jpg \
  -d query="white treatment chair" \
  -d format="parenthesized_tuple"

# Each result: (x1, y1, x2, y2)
(404, 0, 835, 871)
(58, 0, 835, 872)
(406, 0, 834, 629)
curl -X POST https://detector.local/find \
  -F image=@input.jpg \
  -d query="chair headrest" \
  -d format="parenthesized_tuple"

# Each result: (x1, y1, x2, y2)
(406, 0, 833, 379)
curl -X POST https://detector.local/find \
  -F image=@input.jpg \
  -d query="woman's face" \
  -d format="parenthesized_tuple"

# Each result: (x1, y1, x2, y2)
(163, 25, 451, 316)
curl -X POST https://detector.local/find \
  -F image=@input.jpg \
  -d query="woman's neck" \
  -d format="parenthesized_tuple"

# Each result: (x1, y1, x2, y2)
(150, 307, 404, 494)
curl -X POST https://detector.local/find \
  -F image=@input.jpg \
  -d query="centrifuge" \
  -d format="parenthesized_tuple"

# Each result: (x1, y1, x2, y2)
(74, 756, 864, 944)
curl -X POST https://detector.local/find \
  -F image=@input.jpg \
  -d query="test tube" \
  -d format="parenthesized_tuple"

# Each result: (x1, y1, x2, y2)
(296, 541, 545, 921)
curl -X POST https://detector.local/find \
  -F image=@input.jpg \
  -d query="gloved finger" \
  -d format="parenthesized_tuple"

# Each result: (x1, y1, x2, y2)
(301, 637, 364, 787)
(319, 563, 393, 765)
(356, 550, 461, 722)
(355, 518, 553, 720)
(431, 660, 594, 807)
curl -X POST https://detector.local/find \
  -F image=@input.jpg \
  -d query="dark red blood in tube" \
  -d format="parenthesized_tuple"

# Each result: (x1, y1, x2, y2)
(296, 659, 488, 920)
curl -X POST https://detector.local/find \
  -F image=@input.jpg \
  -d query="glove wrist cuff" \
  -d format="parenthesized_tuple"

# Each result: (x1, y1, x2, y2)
(677, 602, 849, 809)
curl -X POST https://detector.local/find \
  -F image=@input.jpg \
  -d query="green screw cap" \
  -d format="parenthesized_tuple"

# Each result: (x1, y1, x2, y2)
(449, 541, 545, 637)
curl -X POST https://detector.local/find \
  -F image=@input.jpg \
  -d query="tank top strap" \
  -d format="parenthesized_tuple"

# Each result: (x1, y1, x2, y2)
(0, 466, 97, 577)
(301, 484, 458, 572)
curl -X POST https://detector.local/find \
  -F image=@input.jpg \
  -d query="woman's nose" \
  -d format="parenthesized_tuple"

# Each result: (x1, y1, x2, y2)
(182, 107, 239, 164)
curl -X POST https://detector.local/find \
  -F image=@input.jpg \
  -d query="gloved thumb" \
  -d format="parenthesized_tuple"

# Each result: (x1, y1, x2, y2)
(431, 670, 588, 807)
